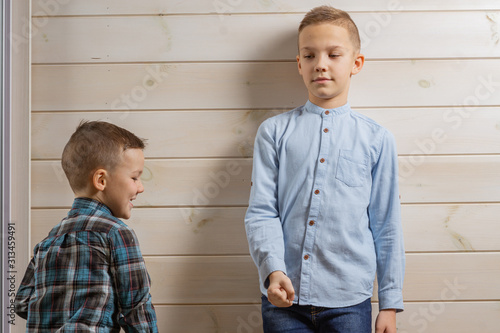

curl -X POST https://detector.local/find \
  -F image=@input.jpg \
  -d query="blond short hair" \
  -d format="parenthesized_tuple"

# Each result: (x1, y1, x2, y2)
(299, 6, 361, 52)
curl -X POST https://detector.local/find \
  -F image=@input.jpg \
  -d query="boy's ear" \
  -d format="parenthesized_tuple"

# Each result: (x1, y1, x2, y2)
(351, 53, 365, 76)
(296, 55, 302, 75)
(92, 168, 107, 191)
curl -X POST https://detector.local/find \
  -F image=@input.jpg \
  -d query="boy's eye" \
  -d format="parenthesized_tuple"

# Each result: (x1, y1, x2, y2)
(304, 55, 314, 59)
(329, 54, 340, 58)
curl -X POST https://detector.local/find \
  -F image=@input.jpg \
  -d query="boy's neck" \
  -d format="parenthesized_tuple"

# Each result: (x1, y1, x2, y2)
(309, 97, 349, 110)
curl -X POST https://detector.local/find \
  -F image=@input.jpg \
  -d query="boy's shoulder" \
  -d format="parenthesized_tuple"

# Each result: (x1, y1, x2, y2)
(349, 109, 389, 133)
(258, 105, 306, 130)
(348, 109, 396, 147)
(49, 199, 131, 240)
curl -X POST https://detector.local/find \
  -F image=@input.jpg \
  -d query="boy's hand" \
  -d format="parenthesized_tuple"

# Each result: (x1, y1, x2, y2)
(267, 271, 295, 307)
(375, 309, 397, 333)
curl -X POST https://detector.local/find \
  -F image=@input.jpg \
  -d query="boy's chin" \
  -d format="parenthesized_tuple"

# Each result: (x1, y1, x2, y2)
(113, 209, 131, 220)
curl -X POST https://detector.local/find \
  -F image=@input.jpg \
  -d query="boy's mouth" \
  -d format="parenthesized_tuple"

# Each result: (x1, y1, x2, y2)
(313, 77, 331, 83)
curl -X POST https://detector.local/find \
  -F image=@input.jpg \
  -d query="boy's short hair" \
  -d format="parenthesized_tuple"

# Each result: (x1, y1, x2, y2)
(298, 6, 361, 52)
(61, 121, 146, 192)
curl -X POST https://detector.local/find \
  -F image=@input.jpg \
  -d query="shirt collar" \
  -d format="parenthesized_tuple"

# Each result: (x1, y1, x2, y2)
(71, 197, 113, 216)
(304, 100, 351, 116)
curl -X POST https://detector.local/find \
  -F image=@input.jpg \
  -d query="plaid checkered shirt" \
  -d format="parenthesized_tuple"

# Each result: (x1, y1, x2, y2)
(15, 197, 158, 332)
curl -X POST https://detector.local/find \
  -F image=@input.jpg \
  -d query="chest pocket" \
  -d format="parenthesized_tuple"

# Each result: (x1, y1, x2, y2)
(335, 150, 368, 187)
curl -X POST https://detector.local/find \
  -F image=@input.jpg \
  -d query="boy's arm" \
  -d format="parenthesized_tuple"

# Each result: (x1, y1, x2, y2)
(244, 121, 290, 300)
(14, 257, 36, 319)
(110, 227, 158, 333)
(368, 131, 405, 313)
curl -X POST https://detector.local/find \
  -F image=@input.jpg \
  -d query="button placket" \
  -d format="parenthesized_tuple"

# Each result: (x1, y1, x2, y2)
(299, 109, 333, 302)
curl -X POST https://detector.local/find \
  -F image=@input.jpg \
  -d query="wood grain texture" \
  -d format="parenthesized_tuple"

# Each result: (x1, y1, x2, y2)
(398, 155, 500, 203)
(29, 2, 500, 332)
(152, 302, 500, 333)
(31, 107, 500, 159)
(31, 207, 250, 255)
(32, 0, 500, 16)
(32, 12, 500, 63)
(31, 204, 500, 255)
(31, 156, 500, 207)
(31, 159, 253, 208)
(32, 60, 500, 111)
(402, 204, 500, 252)
(143, 253, 500, 304)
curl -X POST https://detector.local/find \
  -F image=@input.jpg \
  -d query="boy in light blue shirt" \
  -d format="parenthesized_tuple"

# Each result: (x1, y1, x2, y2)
(245, 6, 405, 333)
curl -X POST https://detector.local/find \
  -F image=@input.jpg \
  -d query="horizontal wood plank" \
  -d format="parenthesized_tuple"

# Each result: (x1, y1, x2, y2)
(402, 253, 500, 301)
(32, 12, 500, 63)
(402, 204, 500, 252)
(31, 156, 500, 207)
(32, 60, 500, 111)
(394, 301, 500, 333)
(31, 158, 253, 208)
(146, 256, 260, 304)
(398, 155, 500, 203)
(31, 207, 250, 255)
(32, 0, 500, 16)
(152, 301, 500, 333)
(31, 107, 500, 159)
(144, 253, 500, 304)
(31, 110, 272, 159)
(31, 204, 500, 255)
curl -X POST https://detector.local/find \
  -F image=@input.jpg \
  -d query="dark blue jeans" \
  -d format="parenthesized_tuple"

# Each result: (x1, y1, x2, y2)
(261, 295, 372, 333)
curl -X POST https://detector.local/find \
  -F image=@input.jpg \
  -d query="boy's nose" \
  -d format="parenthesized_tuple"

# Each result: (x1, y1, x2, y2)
(314, 56, 327, 72)
(137, 180, 145, 193)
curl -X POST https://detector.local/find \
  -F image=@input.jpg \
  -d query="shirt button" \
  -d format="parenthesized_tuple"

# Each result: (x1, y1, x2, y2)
(314, 189, 320, 195)
(323, 128, 329, 133)
(309, 220, 315, 226)
(304, 255, 310, 260)
(325, 111, 330, 115)
(320, 158, 325, 163)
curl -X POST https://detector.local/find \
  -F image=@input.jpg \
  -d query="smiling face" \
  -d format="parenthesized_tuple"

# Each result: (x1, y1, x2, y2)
(99, 148, 145, 219)
(297, 23, 364, 109)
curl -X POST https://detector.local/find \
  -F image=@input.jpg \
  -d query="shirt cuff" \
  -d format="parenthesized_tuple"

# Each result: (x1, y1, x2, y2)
(259, 256, 287, 289)
(378, 289, 404, 312)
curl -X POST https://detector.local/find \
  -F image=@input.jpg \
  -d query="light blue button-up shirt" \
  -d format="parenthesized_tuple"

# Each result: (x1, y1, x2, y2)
(245, 100, 405, 310)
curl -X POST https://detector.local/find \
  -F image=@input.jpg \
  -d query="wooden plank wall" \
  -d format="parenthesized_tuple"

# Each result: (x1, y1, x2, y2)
(30, 1, 500, 332)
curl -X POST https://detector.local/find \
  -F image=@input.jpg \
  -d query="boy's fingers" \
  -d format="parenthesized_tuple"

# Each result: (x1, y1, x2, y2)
(268, 293, 286, 307)
(267, 273, 295, 307)
(268, 286, 292, 307)
(282, 277, 295, 302)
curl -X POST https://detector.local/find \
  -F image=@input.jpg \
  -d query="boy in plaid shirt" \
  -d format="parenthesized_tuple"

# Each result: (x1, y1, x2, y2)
(15, 121, 158, 332)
